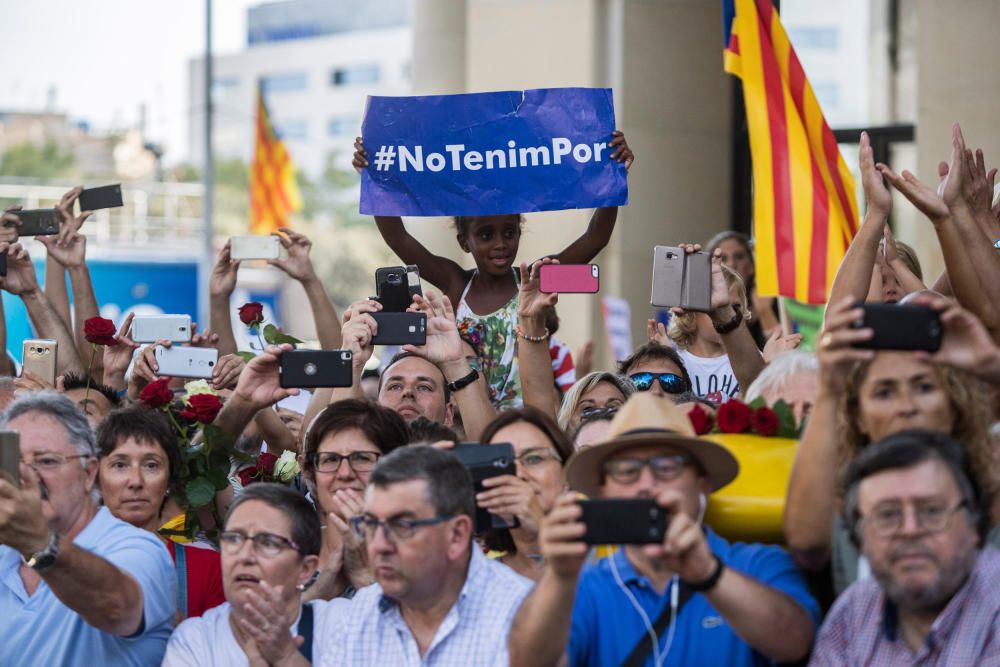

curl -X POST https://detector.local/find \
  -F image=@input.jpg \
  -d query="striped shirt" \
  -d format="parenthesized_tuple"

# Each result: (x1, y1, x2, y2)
(810, 545, 1000, 666)
(318, 546, 533, 667)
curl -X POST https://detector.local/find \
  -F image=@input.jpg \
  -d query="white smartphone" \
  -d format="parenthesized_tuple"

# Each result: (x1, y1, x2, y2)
(230, 235, 280, 260)
(131, 315, 192, 344)
(154, 346, 218, 379)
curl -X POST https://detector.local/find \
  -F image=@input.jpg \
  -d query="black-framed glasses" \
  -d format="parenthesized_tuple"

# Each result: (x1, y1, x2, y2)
(629, 372, 689, 395)
(603, 454, 689, 484)
(350, 513, 454, 542)
(580, 406, 618, 420)
(311, 451, 381, 474)
(857, 500, 968, 538)
(219, 531, 301, 557)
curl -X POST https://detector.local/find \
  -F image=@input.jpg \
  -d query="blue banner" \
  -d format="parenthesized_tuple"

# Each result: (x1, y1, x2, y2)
(360, 87, 628, 217)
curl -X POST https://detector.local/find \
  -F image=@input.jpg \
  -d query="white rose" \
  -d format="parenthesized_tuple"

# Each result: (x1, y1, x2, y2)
(184, 379, 217, 400)
(274, 450, 299, 483)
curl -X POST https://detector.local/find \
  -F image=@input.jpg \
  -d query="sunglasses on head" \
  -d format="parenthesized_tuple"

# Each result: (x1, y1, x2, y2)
(629, 372, 688, 395)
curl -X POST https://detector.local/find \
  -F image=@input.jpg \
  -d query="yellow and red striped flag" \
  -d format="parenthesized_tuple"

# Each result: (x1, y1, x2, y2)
(250, 86, 302, 235)
(723, 0, 858, 304)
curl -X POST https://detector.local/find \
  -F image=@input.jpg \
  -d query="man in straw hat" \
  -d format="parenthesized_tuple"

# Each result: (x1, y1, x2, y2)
(508, 394, 819, 667)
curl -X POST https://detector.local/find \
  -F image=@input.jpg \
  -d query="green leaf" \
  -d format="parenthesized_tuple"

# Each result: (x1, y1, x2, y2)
(236, 351, 256, 363)
(771, 400, 799, 438)
(206, 466, 230, 491)
(263, 323, 303, 345)
(748, 396, 767, 410)
(185, 477, 216, 508)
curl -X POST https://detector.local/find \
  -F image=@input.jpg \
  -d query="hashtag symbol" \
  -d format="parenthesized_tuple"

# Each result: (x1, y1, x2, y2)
(373, 145, 396, 171)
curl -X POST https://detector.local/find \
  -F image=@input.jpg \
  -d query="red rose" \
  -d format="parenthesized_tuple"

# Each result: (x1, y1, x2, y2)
(180, 393, 223, 424)
(687, 404, 714, 435)
(751, 406, 780, 437)
(237, 465, 258, 487)
(139, 377, 174, 408)
(716, 400, 752, 433)
(255, 452, 278, 477)
(238, 302, 264, 327)
(84, 316, 118, 346)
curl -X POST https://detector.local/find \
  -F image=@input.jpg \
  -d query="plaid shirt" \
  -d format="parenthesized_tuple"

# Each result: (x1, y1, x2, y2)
(810, 545, 1000, 666)
(318, 547, 532, 667)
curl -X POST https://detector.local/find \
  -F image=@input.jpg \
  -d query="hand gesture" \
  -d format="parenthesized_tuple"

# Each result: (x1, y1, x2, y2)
(877, 160, 949, 225)
(54, 186, 92, 246)
(574, 340, 594, 378)
(647, 319, 670, 347)
(328, 489, 373, 588)
(518, 259, 558, 321)
(38, 232, 87, 268)
(235, 581, 303, 666)
(609, 130, 635, 171)
(268, 228, 317, 282)
(13, 370, 54, 395)
(405, 291, 463, 364)
(0, 464, 52, 555)
(708, 248, 733, 311)
(189, 323, 220, 349)
(211, 353, 246, 390)
(538, 493, 588, 581)
(762, 328, 803, 364)
(962, 145, 997, 218)
(816, 298, 875, 396)
(210, 241, 241, 298)
(352, 137, 369, 174)
(340, 298, 380, 372)
(641, 489, 717, 583)
(941, 124, 971, 212)
(130, 340, 171, 391)
(233, 343, 300, 410)
(0, 206, 21, 244)
(906, 292, 1000, 375)
(0, 243, 39, 296)
(103, 313, 141, 385)
(860, 131, 891, 219)
(477, 474, 544, 537)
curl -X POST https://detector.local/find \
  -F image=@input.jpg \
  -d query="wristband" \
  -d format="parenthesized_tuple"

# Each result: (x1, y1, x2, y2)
(446, 368, 479, 393)
(683, 554, 725, 592)
(515, 326, 550, 343)
(712, 304, 743, 335)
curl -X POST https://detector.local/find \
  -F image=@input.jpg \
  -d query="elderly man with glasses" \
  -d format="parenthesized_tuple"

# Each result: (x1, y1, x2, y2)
(0, 392, 175, 666)
(810, 430, 1000, 665)
(316, 445, 532, 666)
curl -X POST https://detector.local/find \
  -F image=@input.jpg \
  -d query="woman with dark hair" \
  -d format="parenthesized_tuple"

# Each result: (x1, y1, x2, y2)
(477, 407, 573, 580)
(164, 483, 336, 666)
(299, 398, 408, 600)
(97, 405, 225, 619)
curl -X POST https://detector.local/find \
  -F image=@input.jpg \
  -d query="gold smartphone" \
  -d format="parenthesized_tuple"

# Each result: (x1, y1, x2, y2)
(22, 339, 57, 386)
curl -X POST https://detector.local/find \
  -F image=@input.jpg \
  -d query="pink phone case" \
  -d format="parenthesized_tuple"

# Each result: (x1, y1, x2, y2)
(539, 264, 600, 293)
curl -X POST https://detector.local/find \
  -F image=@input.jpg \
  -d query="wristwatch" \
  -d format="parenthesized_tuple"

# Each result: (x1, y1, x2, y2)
(711, 304, 743, 335)
(22, 529, 60, 572)
(446, 368, 480, 393)
(684, 554, 725, 592)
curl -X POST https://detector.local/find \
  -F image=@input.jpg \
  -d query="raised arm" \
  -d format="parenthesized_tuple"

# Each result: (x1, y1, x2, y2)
(208, 241, 241, 356)
(269, 228, 341, 349)
(881, 226, 926, 295)
(705, 248, 765, 394)
(213, 343, 299, 441)
(516, 260, 559, 418)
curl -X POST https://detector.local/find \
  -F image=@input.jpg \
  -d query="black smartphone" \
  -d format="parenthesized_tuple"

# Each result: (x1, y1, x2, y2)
(79, 184, 123, 211)
(852, 303, 942, 352)
(0, 251, 6, 277)
(371, 312, 427, 346)
(13, 209, 60, 236)
(578, 498, 669, 545)
(279, 350, 353, 388)
(450, 443, 519, 534)
(375, 265, 422, 312)
(0, 432, 19, 488)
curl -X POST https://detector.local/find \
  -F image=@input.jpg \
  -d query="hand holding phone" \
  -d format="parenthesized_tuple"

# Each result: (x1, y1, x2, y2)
(79, 184, 123, 211)
(154, 346, 218, 379)
(651, 246, 712, 312)
(131, 315, 192, 343)
(539, 264, 600, 294)
(578, 498, 668, 544)
(851, 303, 942, 352)
(374, 265, 422, 312)
(22, 339, 57, 386)
(279, 350, 353, 388)
(12, 209, 60, 236)
(450, 443, 519, 534)
(0, 432, 19, 488)
(230, 235, 280, 260)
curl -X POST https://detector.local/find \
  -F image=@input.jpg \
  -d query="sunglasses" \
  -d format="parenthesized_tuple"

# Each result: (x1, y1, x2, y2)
(629, 372, 688, 395)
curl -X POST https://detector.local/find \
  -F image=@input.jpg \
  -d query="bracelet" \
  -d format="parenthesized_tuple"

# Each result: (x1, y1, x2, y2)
(683, 554, 725, 592)
(515, 326, 549, 343)
(446, 368, 480, 393)
(712, 304, 743, 335)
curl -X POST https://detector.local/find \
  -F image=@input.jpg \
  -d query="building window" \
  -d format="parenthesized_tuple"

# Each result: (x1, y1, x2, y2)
(276, 119, 308, 141)
(812, 82, 839, 108)
(328, 116, 359, 137)
(211, 77, 240, 103)
(260, 72, 308, 94)
(331, 64, 380, 86)
(788, 27, 838, 50)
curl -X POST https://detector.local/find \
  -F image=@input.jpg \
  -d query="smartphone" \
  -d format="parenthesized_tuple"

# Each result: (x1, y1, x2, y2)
(279, 350, 353, 388)
(154, 346, 218, 379)
(539, 264, 600, 294)
(852, 303, 943, 352)
(0, 432, 19, 488)
(230, 235, 280, 260)
(650, 246, 712, 312)
(13, 209, 60, 236)
(578, 498, 668, 545)
(79, 184, 124, 211)
(22, 339, 57, 386)
(371, 312, 427, 346)
(131, 314, 192, 343)
(450, 443, 519, 533)
(0, 251, 6, 277)
(375, 265, 422, 312)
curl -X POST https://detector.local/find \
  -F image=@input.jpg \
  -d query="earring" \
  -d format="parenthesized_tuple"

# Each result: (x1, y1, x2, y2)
(297, 569, 321, 592)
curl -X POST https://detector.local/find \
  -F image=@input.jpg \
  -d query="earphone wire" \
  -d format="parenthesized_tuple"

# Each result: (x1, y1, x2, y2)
(610, 554, 681, 666)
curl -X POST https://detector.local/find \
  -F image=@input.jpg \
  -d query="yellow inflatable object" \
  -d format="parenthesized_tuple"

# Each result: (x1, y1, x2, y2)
(701, 433, 798, 544)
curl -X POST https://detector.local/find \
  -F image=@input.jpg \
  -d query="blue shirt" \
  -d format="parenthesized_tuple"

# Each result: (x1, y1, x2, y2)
(0, 506, 176, 666)
(568, 528, 820, 667)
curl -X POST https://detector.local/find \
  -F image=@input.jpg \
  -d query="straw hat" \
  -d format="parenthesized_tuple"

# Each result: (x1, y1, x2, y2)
(565, 394, 739, 497)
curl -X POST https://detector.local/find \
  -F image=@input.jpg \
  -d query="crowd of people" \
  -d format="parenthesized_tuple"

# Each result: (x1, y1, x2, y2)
(0, 121, 999, 666)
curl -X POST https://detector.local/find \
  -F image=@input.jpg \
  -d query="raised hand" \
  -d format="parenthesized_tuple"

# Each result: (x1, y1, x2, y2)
(709, 248, 733, 311)
(404, 291, 463, 364)
(233, 343, 300, 410)
(518, 259, 558, 321)
(962, 145, 998, 219)
(352, 137, 369, 174)
(907, 292, 1000, 376)
(189, 323, 220, 349)
(210, 241, 241, 298)
(0, 206, 21, 244)
(608, 130, 635, 170)
(103, 312, 140, 387)
(38, 232, 87, 268)
(762, 328, 803, 364)
(538, 493, 588, 581)
(130, 340, 171, 391)
(339, 298, 380, 373)
(647, 319, 670, 347)
(0, 243, 39, 296)
(860, 131, 892, 219)
(54, 186, 92, 246)
(477, 474, 544, 536)
(877, 161, 948, 224)
(268, 227, 317, 282)
(815, 297, 875, 397)
(641, 489, 717, 584)
(211, 353, 246, 390)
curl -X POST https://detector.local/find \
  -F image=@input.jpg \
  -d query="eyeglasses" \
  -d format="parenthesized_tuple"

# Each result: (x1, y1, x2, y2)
(219, 531, 301, 557)
(603, 455, 689, 484)
(858, 500, 968, 538)
(514, 448, 562, 467)
(23, 452, 91, 472)
(629, 372, 688, 395)
(580, 406, 618, 420)
(311, 451, 381, 474)
(350, 513, 454, 542)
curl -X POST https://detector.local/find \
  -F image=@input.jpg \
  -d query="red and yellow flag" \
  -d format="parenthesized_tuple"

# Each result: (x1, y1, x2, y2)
(723, 0, 858, 304)
(250, 87, 302, 235)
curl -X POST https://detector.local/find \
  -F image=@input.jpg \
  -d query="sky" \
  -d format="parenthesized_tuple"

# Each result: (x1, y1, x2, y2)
(0, 0, 259, 166)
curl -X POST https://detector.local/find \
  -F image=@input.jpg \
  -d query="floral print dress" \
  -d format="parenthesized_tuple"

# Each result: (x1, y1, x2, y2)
(455, 270, 523, 410)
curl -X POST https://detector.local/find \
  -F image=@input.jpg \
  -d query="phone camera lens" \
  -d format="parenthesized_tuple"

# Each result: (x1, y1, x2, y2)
(208, 361, 215, 367)
(304, 363, 317, 376)
(388, 273, 402, 285)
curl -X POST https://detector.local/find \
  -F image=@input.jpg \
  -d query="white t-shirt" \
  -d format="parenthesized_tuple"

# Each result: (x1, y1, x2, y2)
(677, 349, 739, 404)
(163, 598, 346, 666)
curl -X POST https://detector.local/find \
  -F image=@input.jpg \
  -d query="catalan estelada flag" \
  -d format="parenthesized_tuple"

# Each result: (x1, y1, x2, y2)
(250, 86, 302, 235)
(723, 0, 858, 304)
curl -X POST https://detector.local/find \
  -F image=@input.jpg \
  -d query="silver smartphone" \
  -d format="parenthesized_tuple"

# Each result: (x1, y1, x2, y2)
(650, 246, 712, 312)
(154, 346, 218, 379)
(230, 235, 280, 260)
(22, 339, 57, 386)
(0, 432, 19, 488)
(131, 315, 192, 343)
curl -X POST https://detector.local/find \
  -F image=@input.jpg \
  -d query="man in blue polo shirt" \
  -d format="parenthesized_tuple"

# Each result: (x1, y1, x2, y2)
(509, 394, 819, 666)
